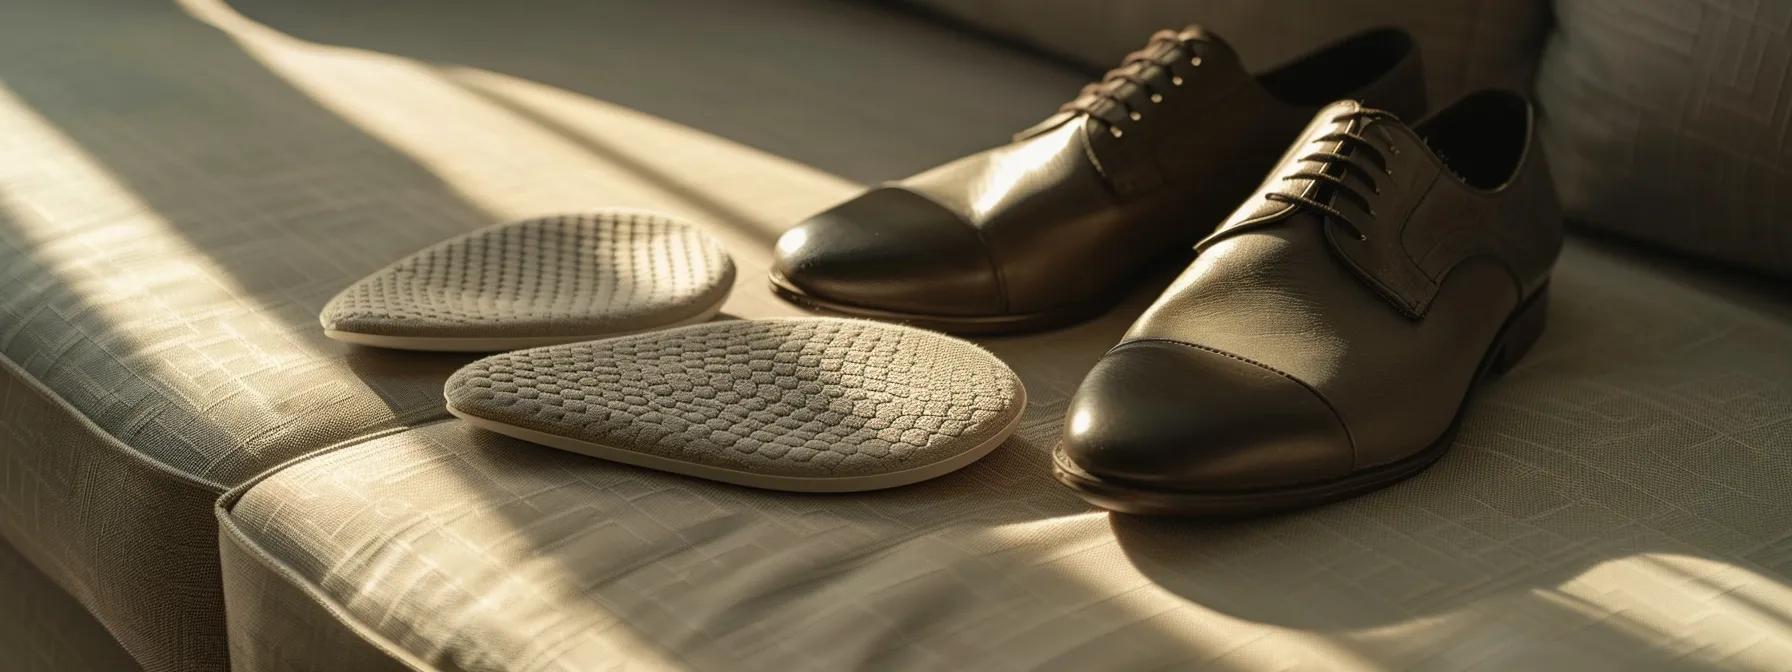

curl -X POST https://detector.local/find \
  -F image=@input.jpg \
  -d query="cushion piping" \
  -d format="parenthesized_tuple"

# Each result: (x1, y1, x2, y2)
(215, 476, 433, 672)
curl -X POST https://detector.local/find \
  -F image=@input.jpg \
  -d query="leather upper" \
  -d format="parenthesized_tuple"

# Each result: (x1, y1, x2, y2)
(774, 27, 1426, 321)
(1064, 339, 1353, 489)
(17, 3, 1792, 670)
(1063, 91, 1564, 490)
(774, 187, 1009, 315)
(1193, 97, 1561, 318)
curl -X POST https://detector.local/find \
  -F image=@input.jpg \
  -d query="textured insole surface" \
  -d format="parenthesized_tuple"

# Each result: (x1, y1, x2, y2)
(444, 318, 1026, 490)
(321, 211, 733, 344)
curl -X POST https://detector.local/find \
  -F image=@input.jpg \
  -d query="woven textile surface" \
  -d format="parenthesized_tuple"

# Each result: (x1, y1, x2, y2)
(226, 239, 1792, 671)
(0, 0, 1788, 669)
(1538, 0, 1792, 276)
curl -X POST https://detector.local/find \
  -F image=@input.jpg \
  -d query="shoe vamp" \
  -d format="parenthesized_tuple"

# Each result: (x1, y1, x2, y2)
(1124, 214, 1520, 467)
(901, 120, 1249, 312)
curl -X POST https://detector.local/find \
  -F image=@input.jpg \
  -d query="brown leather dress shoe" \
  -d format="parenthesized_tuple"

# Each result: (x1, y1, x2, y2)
(1054, 90, 1562, 516)
(771, 26, 1425, 333)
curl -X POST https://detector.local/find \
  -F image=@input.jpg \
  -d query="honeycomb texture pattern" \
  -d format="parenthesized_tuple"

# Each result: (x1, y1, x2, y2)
(446, 318, 1025, 478)
(0, 0, 1086, 667)
(322, 212, 735, 339)
(6, 0, 1792, 670)
(231, 240, 1792, 672)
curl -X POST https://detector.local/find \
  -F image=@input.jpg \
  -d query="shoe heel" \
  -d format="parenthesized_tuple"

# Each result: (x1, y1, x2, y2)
(1491, 283, 1548, 376)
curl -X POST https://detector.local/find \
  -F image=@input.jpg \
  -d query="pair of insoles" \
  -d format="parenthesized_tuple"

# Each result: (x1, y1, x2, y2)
(322, 211, 1025, 492)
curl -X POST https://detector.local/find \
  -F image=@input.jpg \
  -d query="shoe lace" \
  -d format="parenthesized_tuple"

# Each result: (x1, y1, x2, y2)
(1059, 29, 1206, 138)
(1264, 109, 1401, 240)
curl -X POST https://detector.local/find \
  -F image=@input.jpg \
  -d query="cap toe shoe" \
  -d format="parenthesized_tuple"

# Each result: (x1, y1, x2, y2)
(1058, 340, 1353, 494)
(773, 187, 1006, 317)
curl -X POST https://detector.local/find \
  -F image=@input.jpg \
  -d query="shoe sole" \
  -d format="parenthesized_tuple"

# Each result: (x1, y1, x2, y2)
(323, 300, 726, 353)
(1052, 282, 1551, 517)
(768, 271, 1102, 335)
(448, 384, 1026, 493)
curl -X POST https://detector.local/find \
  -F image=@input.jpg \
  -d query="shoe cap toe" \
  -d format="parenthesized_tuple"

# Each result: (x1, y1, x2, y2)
(774, 187, 1005, 316)
(1060, 340, 1354, 492)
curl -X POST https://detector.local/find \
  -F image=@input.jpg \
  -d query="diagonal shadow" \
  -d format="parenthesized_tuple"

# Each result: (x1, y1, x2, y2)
(0, 1, 510, 665)
(3, 0, 1790, 669)
(193, 1, 1792, 667)
(225, 236, 1792, 670)
(1101, 237, 1792, 650)
(0, 0, 499, 486)
(444, 71, 781, 247)
(224, 0, 1092, 185)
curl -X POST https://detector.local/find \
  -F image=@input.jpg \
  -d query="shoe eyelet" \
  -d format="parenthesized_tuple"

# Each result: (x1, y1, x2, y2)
(1190, 56, 1203, 67)
(1110, 127, 1124, 139)
(1129, 111, 1143, 121)
(1149, 93, 1164, 104)
(1171, 75, 1184, 87)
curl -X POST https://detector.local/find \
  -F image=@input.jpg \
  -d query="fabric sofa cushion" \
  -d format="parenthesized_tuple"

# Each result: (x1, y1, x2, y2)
(0, 3, 497, 665)
(909, 0, 1552, 105)
(218, 239, 1792, 671)
(0, 0, 1087, 667)
(1537, 0, 1792, 276)
(0, 540, 138, 672)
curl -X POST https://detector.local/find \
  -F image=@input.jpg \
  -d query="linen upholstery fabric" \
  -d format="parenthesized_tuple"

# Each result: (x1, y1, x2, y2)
(321, 211, 735, 339)
(908, 0, 1550, 105)
(1537, 0, 1792, 276)
(0, 1, 495, 664)
(0, 357, 227, 670)
(222, 238, 1792, 671)
(445, 319, 1023, 480)
(0, 539, 140, 672)
(4, 1, 1791, 671)
(0, 0, 1090, 667)
(218, 507, 429, 672)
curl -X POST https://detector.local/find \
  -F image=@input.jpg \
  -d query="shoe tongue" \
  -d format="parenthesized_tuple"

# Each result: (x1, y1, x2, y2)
(1173, 24, 1233, 54)
(1013, 25, 1240, 141)
(1133, 25, 1237, 69)
(1200, 100, 1368, 243)
(1100, 25, 1244, 101)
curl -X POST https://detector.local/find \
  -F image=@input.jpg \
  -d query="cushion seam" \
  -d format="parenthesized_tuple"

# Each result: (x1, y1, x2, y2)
(218, 416, 454, 512)
(0, 352, 455, 497)
(0, 352, 228, 496)
(215, 506, 435, 672)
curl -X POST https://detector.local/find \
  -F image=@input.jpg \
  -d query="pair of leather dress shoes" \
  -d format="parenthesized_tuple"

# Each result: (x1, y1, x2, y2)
(771, 26, 1562, 515)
